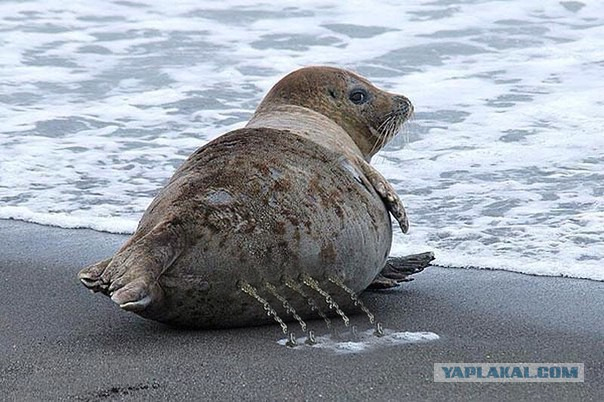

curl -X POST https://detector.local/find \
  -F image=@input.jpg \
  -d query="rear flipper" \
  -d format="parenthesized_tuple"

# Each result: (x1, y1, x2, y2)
(78, 219, 185, 312)
(79, 257, 112, 292)
(368, 252, 435, 290)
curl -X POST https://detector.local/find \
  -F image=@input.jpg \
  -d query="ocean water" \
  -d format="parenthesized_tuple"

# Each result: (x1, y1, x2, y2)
(1, 0, 602, 280)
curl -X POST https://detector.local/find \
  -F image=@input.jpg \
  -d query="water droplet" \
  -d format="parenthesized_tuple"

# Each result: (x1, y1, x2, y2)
(374, 322, 385, 337)
(265, 282, 307, 333)
(329, 276, 376, 325)
(286, 332, 297, 347)
(301, 274, 350, 327)
(305, 330, 317, 345)
(284, 277, 332, 330)
(239, 281, 289, 335)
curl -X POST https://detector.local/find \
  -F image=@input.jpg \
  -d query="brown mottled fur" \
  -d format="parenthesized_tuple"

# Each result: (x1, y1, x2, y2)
(79, 67, 413, 328)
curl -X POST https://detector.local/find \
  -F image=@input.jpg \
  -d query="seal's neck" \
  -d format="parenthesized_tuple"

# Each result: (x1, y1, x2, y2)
(246, 105, 368, 161)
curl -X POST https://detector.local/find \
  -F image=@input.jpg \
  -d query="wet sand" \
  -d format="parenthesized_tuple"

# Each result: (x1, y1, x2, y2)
(0, 219, 602, 401)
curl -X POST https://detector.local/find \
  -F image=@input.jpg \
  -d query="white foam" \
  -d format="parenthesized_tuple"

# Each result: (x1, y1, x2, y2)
(277, 328, 440, 354)
(1, 0, 602, 280)
(0, 206, 136, 234)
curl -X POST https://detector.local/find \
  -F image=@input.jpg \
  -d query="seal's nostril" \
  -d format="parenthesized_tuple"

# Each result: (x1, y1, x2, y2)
(394, 95, 411, 106)
(394, 95, 414, 117)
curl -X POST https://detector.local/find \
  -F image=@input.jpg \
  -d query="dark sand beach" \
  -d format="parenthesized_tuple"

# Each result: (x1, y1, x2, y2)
(0, 219, 602, 401)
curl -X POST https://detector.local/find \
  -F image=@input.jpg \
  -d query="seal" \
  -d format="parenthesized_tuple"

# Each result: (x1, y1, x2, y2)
(78, 66, 418, 328)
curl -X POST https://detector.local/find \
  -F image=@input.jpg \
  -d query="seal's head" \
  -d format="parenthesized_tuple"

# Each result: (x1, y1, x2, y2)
(255, 66, 414, 159)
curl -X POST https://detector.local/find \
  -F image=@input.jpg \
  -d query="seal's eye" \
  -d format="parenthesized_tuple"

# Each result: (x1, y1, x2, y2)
(349, 89, 368, 105)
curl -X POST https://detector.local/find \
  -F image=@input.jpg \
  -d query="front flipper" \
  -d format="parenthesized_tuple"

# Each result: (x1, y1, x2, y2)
(368, 252, 435, 290)
(357, 158, 409, 234)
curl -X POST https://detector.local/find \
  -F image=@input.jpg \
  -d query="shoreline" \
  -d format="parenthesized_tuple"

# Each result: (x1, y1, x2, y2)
(3, 216, 602, 283)
(1, 219, 602, 400)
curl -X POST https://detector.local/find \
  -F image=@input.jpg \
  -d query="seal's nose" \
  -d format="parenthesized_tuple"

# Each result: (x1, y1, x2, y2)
(394, 95, 414, 119)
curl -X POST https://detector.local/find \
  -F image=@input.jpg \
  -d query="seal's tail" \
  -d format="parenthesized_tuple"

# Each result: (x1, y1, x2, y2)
(78, 219, 185, 312)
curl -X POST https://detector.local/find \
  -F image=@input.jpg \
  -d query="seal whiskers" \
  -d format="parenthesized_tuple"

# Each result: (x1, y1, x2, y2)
(369, 112, 393, 155)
